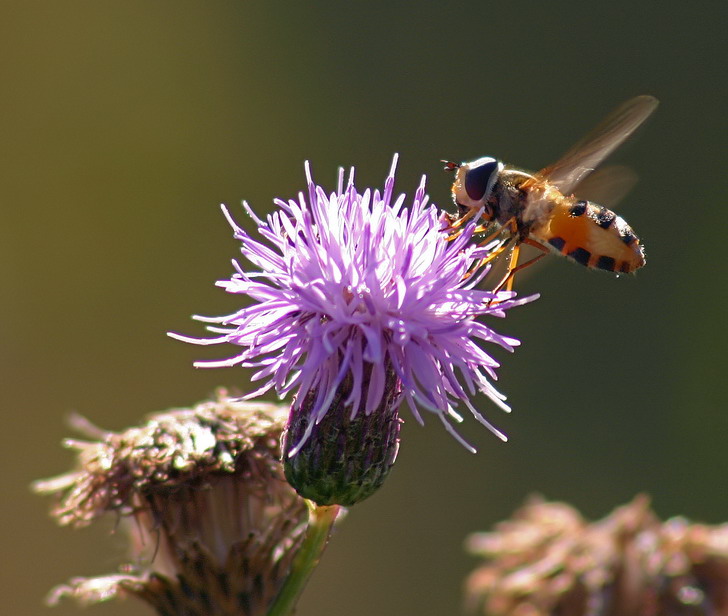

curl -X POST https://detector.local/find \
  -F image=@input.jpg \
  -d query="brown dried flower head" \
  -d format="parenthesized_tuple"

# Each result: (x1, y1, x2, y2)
(465, 495, 728, 616)
(34, 392, 310, 616)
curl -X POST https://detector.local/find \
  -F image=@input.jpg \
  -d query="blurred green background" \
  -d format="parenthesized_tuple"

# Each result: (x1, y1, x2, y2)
(3, 2, 726, 615)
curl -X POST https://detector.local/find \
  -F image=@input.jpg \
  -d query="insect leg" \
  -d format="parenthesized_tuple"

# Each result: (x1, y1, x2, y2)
(478, 235, 511, 265)
(446, 207, 478, 236)
(462, 217, 519, 283)
(461, 236, 511, 281)
(493, 238, 549, 294)
(504, 242, 522, 293)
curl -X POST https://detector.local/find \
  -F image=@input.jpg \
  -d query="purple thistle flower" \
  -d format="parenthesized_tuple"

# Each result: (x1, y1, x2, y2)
(171, 156, 535, 502)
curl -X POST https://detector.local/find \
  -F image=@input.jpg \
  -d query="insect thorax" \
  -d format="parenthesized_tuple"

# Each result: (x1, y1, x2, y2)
(490, 169, 546, 239)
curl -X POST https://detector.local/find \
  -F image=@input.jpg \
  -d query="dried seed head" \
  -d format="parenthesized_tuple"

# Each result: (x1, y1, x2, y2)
(465, 495, 728, 616)
(34, 392, 310, 616)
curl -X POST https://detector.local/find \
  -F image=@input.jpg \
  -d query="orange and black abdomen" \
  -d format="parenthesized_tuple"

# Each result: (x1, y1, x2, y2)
(534, 200, 646, 273)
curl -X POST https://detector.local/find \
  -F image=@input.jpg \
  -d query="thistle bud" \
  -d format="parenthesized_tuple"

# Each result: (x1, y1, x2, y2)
(282, 366, 402, 506)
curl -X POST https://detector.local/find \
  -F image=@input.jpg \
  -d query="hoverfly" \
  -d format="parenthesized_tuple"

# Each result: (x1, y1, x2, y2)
(444, 95, 658, 292)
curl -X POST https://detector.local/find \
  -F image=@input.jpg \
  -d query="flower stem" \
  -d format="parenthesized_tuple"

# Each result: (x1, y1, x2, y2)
(266, 502, 340, 616)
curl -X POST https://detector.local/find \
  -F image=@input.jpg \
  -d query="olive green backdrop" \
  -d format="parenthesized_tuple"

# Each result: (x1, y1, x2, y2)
(3, 2, 726, 615)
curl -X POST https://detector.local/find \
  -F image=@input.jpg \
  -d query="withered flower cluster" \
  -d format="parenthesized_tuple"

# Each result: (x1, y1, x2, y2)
(466, 495, 728, 616)
(34, 393, 310, 616)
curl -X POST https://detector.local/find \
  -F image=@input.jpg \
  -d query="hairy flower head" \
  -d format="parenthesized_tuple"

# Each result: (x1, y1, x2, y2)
(171, 156, 535, 461)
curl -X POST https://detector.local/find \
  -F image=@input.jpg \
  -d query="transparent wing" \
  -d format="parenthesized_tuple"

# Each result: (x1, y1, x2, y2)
(572, 165, 638, 210)
(538, 95, 658, 195)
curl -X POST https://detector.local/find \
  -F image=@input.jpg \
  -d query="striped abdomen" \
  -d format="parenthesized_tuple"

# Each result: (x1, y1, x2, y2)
(534, 199, 646, 273)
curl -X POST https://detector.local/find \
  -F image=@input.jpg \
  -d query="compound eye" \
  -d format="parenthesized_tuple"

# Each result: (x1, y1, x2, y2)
(464, 157, 500, 202)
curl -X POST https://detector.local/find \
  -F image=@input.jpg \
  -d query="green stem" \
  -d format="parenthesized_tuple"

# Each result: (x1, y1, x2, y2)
(267, 502, 340, 616)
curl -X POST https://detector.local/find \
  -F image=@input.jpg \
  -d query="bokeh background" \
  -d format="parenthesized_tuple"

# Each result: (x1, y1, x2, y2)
(3, 2, 726, 615)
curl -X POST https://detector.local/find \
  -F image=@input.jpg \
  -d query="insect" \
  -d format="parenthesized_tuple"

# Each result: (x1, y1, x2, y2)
(444, 95, 658, 292)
